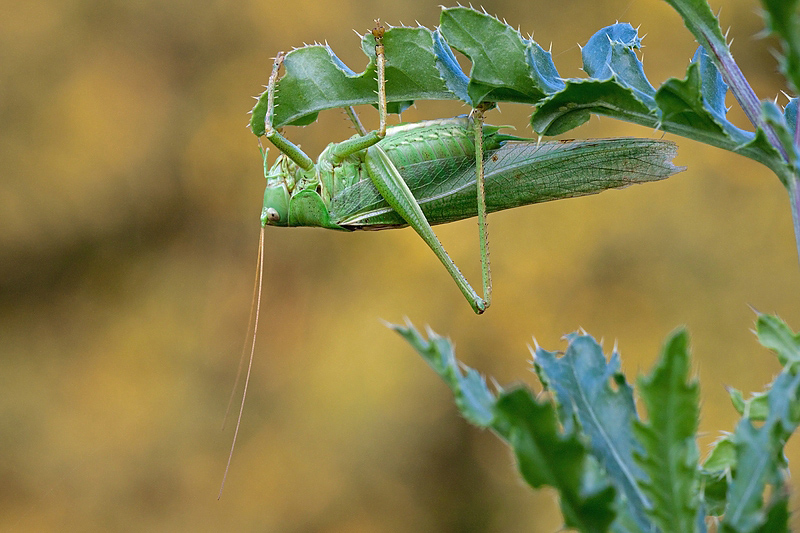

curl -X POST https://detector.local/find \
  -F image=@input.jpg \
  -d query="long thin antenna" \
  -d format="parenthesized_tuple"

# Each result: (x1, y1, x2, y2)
(221, 234, 263, 430)
(218, 227, 265, 499)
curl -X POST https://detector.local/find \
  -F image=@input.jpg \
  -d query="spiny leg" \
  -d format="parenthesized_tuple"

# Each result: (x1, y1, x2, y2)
(365, 144, 488, 313)
(263, 52, 314, 170)
(328, 21, 388, 163)
(373, 21, 387, 138)
(470, 104, 492, 310)
(344, 106, 367, 136)
(360, 28, 488, 313)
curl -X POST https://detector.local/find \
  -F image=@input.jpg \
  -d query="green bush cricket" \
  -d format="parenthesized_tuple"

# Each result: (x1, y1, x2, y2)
(258, 24, 683, 313)
(221, 23, 683, 494)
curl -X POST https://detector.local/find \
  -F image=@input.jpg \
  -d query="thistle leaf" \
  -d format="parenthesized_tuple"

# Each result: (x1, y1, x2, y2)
(720, 379, 797, 533)
(493, 389, 617, 533)
(533, 334, 651, 532)
(390, 321, 618, 532)
(438, 7, 563, 106)
(720, 315, 800, 532)
(633, 329, 703, 532)
(250, 26, 460, 132)
(761, 0, 800, 94)
(582, 23, 656, 107)
(755, 312, 800, 368)
(389, 321, 495, 427)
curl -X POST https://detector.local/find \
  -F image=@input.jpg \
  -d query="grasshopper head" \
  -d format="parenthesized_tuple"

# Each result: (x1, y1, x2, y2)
(260, 152, 292, 227)
(261, 182, 290, 227)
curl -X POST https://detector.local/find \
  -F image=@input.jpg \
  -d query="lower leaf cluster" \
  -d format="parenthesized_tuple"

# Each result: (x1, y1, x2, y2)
(391, 312, 800, 533)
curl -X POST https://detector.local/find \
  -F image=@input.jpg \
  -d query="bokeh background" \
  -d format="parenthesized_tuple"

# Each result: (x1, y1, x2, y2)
(2, 0, 799, 531)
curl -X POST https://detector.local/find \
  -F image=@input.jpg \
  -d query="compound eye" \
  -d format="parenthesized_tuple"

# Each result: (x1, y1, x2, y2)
(266, 208, 281, 222)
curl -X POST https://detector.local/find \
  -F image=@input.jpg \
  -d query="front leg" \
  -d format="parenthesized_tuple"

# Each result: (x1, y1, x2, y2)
(329, 22, 389, 164)
(269, 22, 389, 170)
(263, 52, 314, 171)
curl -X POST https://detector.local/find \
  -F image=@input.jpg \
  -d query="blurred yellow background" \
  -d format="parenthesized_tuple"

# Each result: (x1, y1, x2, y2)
(2, 0, 799, 531)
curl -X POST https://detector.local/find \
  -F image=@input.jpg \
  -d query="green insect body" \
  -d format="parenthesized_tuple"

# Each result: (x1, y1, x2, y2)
(261, 117, 518, 229)
(262, 117, 680, 232)
(251, 23, 687, 319)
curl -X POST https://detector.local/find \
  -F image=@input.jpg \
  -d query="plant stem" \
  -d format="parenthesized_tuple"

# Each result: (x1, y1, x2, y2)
(791, 178, 800, 266)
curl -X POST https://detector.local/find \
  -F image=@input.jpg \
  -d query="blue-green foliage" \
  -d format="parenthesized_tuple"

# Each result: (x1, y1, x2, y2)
(390, 322, 618, 533)
(533, 335, 651, 531)
(755, 312, 800, 367)
(390, 322, 495, 427)
(393, 314, 800, 533)
(718, 313, 800, 533)
(251, 5, 796, 181)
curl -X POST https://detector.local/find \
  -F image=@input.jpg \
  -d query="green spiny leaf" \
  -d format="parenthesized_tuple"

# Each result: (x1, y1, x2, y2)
(702, 469, 729, 517)
(438, 7, 561, 106)
(728, 387, 769, 421)
(755, 313, 800, 368)
(761, 101, 799, 167)
(721, 421, 783, 532)
(654, 49, 751, 145)
(720, 318, 800, 531)
(389, 321, 495, 427)
(721, 370, 800, 532)
(662, 0, 728, 57)
(633, 329, 702, 532)
(250, 26, 461, 132)
(529, 21, 792, 185)
(754, 487, 790, 533)
(533, 334, 652, 532)
(391, 321, 620, 532)
(704, 435, 736, 472)
(694, 45, 728, 119)
(493, 388, 617, 533)
(582, 23, 656, 107)
(702, 434, 735, 516)
(761, 0, 800, 94)
(531, 78, 655, 135)
(784, 98, 797, 133)
(431, 29, 470, 103)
